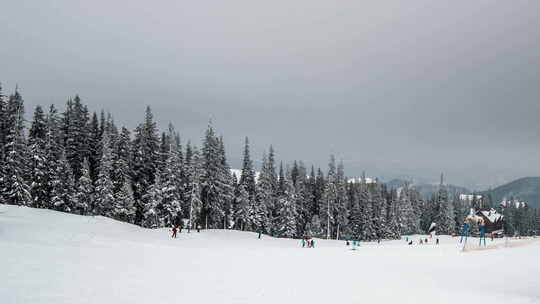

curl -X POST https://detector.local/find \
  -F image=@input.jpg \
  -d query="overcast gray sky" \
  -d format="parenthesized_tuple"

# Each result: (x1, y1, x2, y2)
(1, 0, 539, 189)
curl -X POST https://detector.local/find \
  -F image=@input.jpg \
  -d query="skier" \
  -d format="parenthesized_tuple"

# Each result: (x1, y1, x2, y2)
(408, 240, 413, 245)
(479, 223, 487, 246)
(436, 238, 439, 245)
(171, 226, 178, 238)
(197, 225, 201, 233)
(178, 222, 183, 234)
(302, 239, 306, 248)
(310, 239, 315, 248)
(419, 239, 423, 245)
(346, 240, 350, 246)
(258, 231, 262, 239)
(460, 222, 470, 243)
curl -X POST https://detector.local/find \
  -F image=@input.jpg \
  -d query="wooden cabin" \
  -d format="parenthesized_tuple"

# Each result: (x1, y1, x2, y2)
(476, 208, 504, 236)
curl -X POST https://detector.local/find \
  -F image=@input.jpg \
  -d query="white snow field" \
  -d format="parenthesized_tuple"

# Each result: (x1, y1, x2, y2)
(1, 205, 539, 304)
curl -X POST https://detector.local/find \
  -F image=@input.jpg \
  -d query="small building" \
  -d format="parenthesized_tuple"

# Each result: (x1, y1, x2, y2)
(476, 208, 504, 236)
(500, 199, 527, 209)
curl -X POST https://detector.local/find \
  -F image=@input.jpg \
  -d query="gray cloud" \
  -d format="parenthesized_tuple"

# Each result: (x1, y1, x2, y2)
(1, 0, 539, 189)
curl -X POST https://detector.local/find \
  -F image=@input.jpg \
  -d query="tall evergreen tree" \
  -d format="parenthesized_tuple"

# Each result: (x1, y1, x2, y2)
(0, 90, 31, 206)
(50, 150, 76, 212)
(239, 137, 257, 199)
(94, 130, 115, 216)
(275, 172, 297, 238)
(75, 158, 93, 215)
(131, 106, 160, 224)
(114, 178, 136, 223)
(434, 174, 455, 235)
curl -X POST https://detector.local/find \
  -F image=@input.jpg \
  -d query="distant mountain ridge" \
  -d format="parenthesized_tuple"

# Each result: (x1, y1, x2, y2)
(483, 177, 540, 209)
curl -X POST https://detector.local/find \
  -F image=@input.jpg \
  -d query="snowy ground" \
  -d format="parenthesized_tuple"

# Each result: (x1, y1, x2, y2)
(1, 205, 539, 304)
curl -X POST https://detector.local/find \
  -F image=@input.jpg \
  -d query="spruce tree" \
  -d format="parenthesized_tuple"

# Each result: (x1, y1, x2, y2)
(0, 90, 31, 206)
(159, 129, 183, 227)
(51, 150, 76, 212)
(185, 144, 203, 230)
(434, 174, 455, 235)
(28, 106, 49, 207)
(321, 155, 338, 238)
(75, 158, 93, 215)
(239, 137, 257, 199)
(275, 173, 297, 238)
(114, 178, 136, 223)
(94, 130, 115, 216)
(142, 170, 163, 228)
(256, 152, 274, 233)
(234, 184, 251, 230)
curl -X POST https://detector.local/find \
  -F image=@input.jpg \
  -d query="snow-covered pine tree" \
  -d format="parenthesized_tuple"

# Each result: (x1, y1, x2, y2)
(239, 136, 257, 199)
(50, 150, 76, 213)
(159, 126, 183, 227)
(0, 90, 31, 206)
(321, 155, 338, 239)
(141, 169, 163, 228)
(200, 123, 227, 228)
(61, 96, 90, 180)
(306, 214, 323, 238)
(234, 184, 251, 230)
(217, 136, 235, 229)
(434, 174, 455, 235)
(132, 106, 160, 224)
(94, 130, 115, 217)
(114, 178, 136, 223)
(334, 161, 349, 240)
(112, 126, 132, 195)
(348, 184, 363, 240)
(358, 181, 376, 241)
(256, 152, 274, 233)
(293, 161, 312, 237)
(409, 186, 424, 233)
(371, 182, 389, 239)
(28, 105, 50, 208)
(398, 185, 419, 235)
(452, 195, 469, 235)
(73, 158, 93, 215)
(386, 189, 401, 239)
(275, 172, 297, 238)
(88, 112, 101, 183)
(184, 144, 203, 230)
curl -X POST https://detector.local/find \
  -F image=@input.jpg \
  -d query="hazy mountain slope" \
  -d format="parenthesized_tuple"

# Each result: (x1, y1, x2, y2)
(485, 177, 540, 208)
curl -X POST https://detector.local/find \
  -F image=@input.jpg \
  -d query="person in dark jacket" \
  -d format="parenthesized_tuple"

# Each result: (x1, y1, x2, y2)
(171, 227, 178, 238)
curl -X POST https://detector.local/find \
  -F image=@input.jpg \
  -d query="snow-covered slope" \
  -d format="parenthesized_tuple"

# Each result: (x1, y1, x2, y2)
(1, 205, 539, 304)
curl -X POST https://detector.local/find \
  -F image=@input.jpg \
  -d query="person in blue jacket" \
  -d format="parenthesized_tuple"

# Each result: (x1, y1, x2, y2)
(479, 224, 487, 246)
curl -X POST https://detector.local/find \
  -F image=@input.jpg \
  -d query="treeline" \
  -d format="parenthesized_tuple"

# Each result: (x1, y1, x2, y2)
(0, 85, 538, 239)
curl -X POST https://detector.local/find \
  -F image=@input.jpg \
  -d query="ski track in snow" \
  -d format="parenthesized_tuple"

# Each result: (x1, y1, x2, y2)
(1, 204, 539, 304)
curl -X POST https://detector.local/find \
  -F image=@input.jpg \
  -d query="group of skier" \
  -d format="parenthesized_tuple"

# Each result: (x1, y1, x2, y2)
(301, 238, 316, 248)
(171, 223, 202, 238)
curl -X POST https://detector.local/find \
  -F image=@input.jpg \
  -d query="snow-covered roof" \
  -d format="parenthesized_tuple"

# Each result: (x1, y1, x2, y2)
(479, 209, 503, 223)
